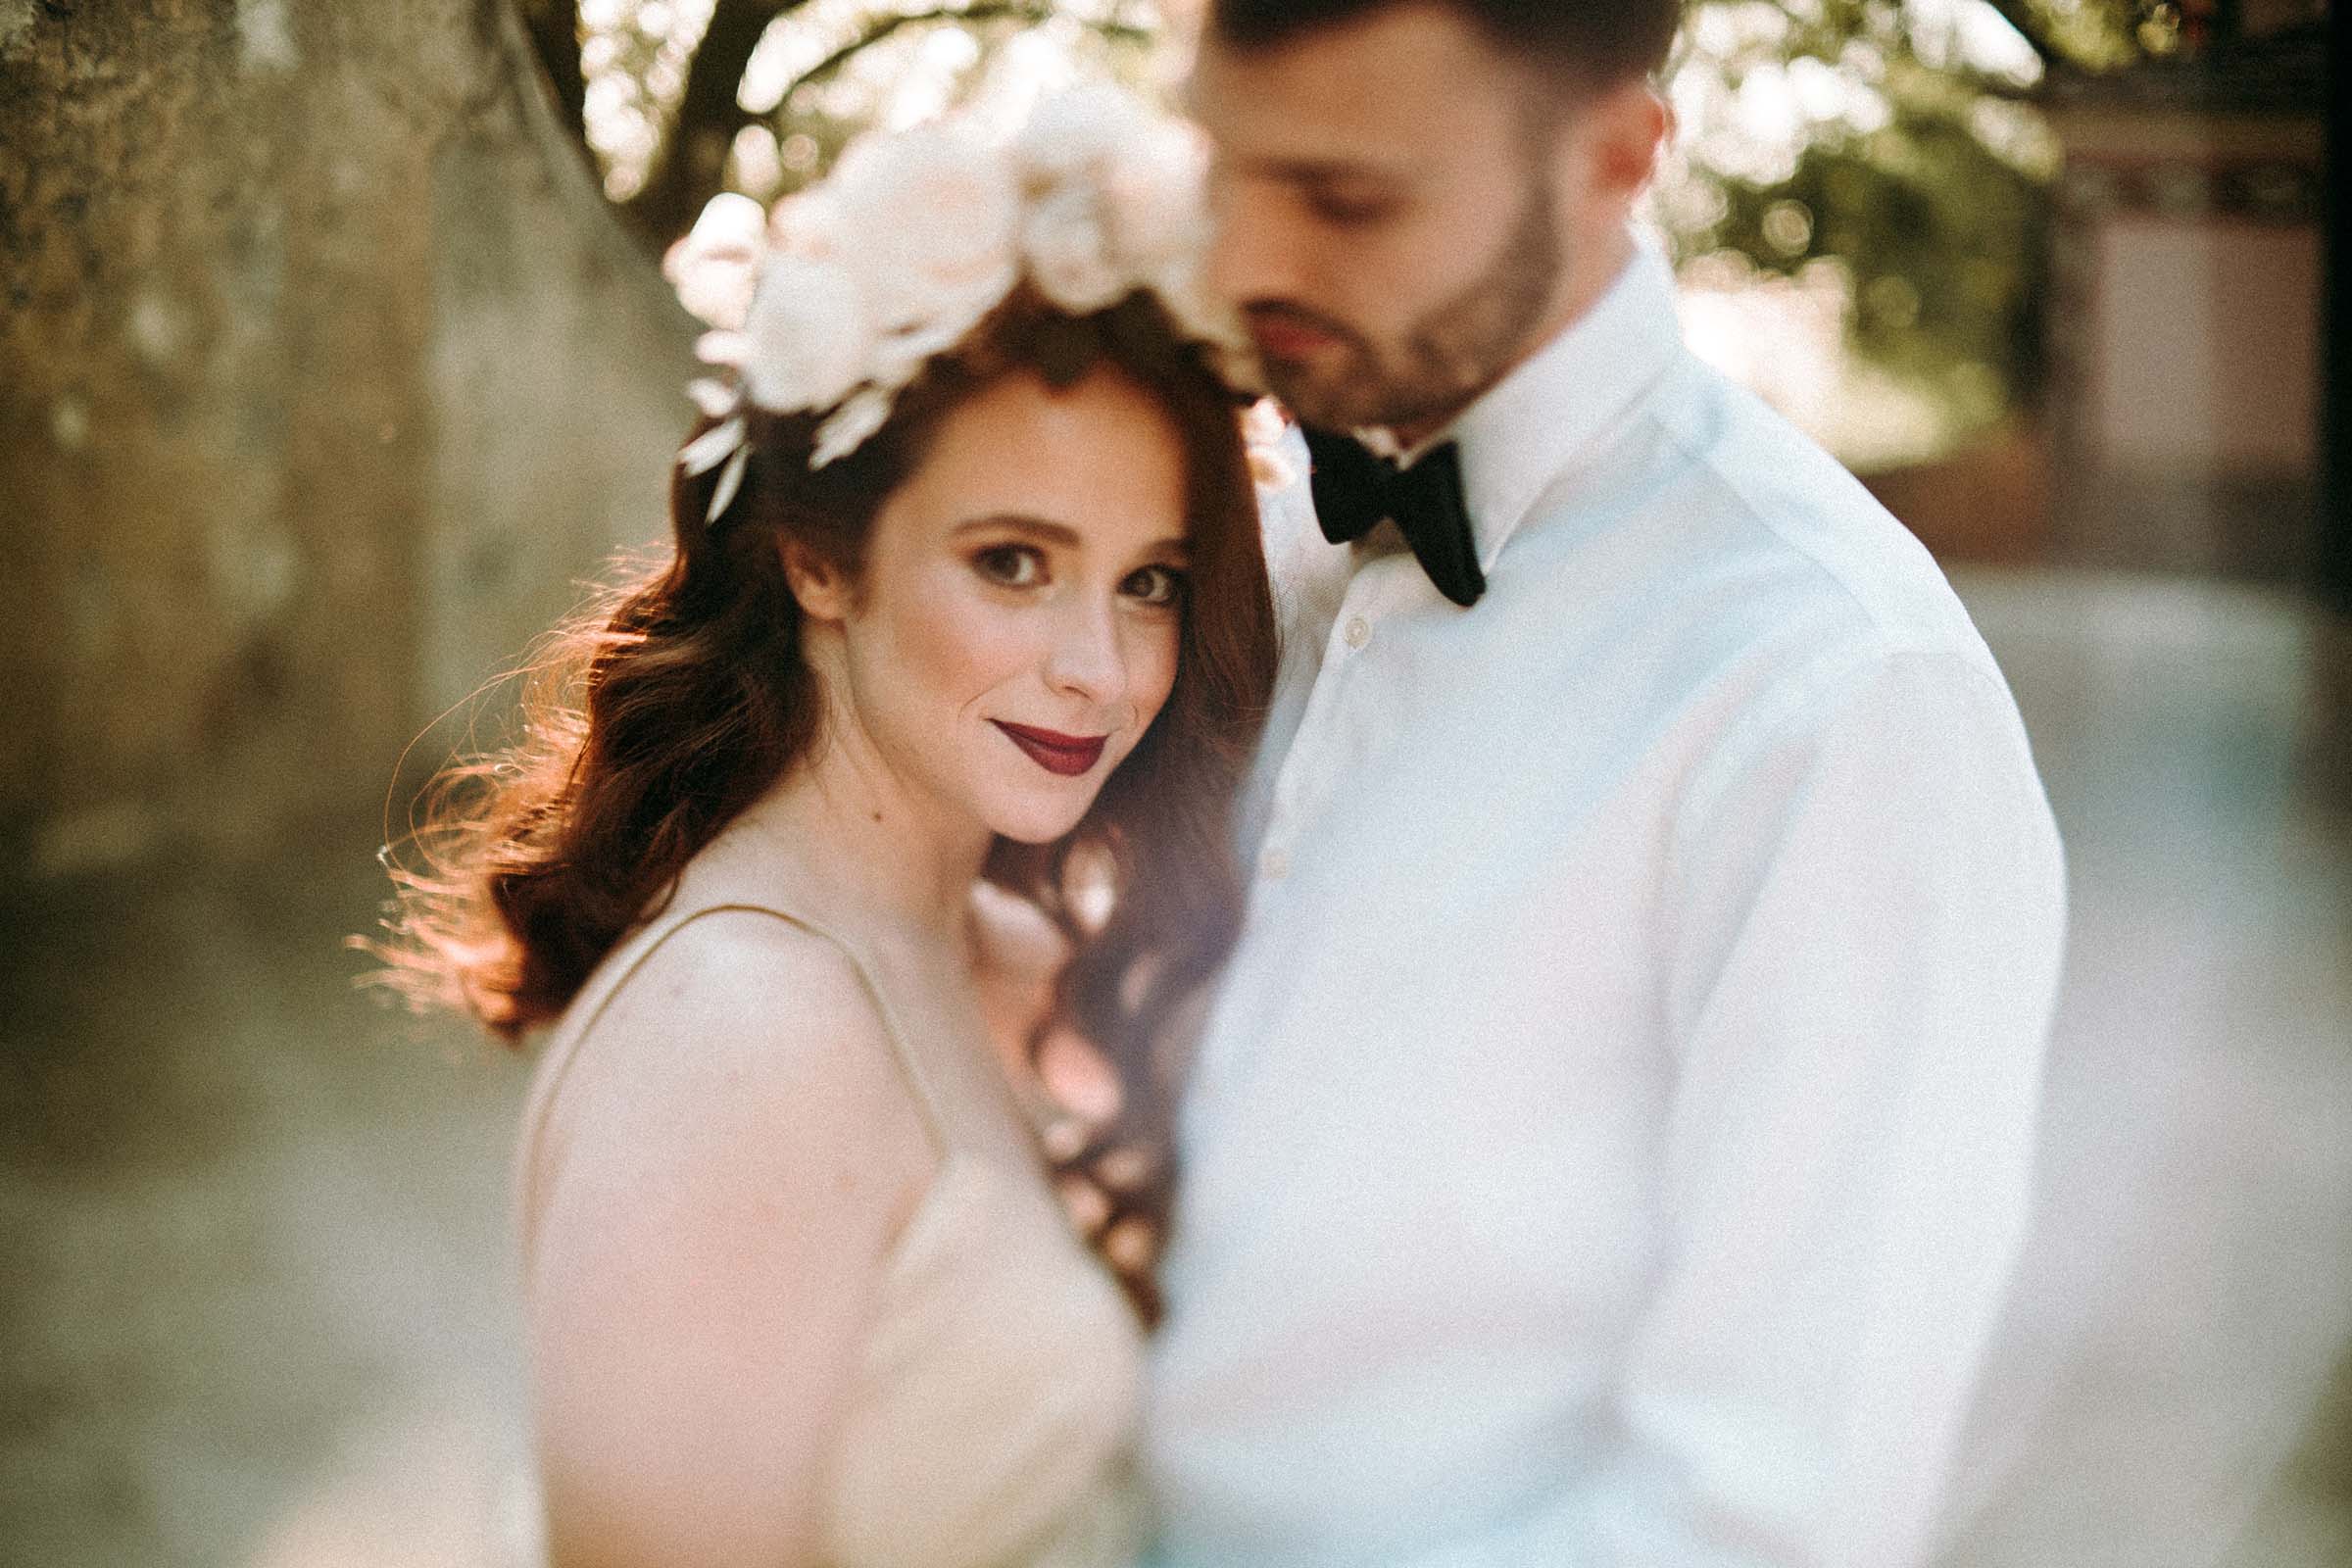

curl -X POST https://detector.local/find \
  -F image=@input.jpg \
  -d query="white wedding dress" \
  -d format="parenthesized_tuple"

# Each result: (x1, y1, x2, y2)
(509, 804, 1149, 1567)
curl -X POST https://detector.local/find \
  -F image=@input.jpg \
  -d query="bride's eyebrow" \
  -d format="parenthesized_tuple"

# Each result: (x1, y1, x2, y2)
(951, 514, 1190, 561)
(950, 514, 1081, 546)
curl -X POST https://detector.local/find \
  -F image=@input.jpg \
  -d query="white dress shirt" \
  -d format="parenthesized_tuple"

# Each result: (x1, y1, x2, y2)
(1143, 236, 2068, 1568)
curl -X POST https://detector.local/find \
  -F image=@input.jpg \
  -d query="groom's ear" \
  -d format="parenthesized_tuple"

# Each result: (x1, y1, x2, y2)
(781, 537, 853, 622)
(1579, 78, 1671, 208)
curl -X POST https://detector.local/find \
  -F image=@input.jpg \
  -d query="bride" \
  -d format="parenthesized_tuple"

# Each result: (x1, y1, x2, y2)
(377, 84, 1276, 1567)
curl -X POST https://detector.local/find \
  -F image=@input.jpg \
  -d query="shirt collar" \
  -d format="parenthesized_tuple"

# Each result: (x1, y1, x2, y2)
(1408, 228, 1684, 574)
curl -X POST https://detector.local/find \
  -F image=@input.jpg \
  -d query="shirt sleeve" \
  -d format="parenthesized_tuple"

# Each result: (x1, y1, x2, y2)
(1392, 641, 2068, 1568)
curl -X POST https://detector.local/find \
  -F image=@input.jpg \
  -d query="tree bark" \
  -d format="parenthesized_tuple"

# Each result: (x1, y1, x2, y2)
(0, 0, 692, 880)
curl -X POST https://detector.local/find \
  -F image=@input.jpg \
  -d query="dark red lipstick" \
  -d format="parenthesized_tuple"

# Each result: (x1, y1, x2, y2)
(994, 721, 1107, 777)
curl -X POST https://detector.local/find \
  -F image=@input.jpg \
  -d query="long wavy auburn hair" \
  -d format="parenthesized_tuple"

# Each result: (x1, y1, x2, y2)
(372, 288, 1278, 1318)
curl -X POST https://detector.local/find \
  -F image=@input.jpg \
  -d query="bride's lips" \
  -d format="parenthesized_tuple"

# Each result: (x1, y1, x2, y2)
(993, 721, 1108, 778)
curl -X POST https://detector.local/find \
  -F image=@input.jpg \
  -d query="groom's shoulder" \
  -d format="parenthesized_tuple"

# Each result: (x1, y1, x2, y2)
(1635, 356, 1994, 671)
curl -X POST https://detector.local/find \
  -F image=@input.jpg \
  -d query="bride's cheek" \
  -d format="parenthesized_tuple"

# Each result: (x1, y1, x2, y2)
(906, 578, 1028, 702)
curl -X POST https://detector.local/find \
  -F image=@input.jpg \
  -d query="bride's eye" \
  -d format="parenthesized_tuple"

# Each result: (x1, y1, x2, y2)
(974, 544, 1047, 588)
(1122, 564, 1186, 607)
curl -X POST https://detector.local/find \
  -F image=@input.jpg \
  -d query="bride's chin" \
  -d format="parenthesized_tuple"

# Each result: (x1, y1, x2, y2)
(992, 814, 1089, 848)
(986, 794, 1101, 847)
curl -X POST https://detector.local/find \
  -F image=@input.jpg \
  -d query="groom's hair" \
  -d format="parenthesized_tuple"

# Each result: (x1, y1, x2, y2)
(1210, 0, 1682, 89)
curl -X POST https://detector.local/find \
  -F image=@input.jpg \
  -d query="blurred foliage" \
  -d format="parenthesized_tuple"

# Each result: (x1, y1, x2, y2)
(1662, 0, 2061, 448)
(2004, 0, 2290, 70)
(2020, 0, 2188, 67)
(529, 0, 2101, 463)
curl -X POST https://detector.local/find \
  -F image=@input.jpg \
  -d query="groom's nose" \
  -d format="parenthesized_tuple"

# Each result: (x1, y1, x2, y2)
(1204, 177, 1308, 314)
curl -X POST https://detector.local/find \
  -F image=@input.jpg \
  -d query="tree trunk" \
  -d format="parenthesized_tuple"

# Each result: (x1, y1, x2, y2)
(0, 0, 693, 880)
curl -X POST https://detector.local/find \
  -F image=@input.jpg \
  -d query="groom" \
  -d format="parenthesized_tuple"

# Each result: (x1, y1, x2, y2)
(1146, 2, 2068, 1564)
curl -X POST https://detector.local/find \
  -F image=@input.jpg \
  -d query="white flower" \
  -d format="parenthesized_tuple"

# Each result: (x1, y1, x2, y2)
(829, 122, 1020, 338)
(657, 81, 1249, 474)
(1100, 119, 1209, 274)
(740, 253, 872, 414)
(1014, 80, 1144, 187)
(1023, 184, 1126, 315)
(679, 415, 748, 476)
(685, 376, 740, 419)
(707, 443, 751, 521)
(765, 186, 845, 263)
(811, 386, 895, 468)
(662, 192, 768, 331)
(694, 329, 750, 369)
(867, 306, 985, 390)
(1017, 86, 1213, 320)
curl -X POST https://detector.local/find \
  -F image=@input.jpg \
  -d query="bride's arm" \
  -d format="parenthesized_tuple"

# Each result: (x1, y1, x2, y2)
(520, 910, 938, 1568)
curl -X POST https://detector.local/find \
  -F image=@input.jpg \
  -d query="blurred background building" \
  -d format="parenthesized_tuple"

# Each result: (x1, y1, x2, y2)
(2, 1, 2345, 1564)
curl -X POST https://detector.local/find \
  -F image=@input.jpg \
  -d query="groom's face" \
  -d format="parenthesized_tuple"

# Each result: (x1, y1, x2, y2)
(1187, 3, 1576, 434)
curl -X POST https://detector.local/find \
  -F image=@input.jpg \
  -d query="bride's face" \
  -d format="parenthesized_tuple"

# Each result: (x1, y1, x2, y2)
(810, 366, 1193, 846)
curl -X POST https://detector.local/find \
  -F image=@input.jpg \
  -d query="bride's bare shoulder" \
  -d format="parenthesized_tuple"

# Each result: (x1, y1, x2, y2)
(533, 907, 937, 1222)
(520, 909, 939, 1555)
(596, 906, 887, 1047)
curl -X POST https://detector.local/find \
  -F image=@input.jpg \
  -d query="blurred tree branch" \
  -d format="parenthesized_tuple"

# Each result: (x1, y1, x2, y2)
(616, 0, 805, 252)
(786, 3, 1152, 93)
(552, 0, 1155, 255)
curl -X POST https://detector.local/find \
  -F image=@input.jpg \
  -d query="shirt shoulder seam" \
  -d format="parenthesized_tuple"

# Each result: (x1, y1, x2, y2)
(1641, 364, 1982, 660)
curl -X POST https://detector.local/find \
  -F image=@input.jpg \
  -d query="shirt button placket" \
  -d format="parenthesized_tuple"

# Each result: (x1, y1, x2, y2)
(1259, 592, 1381, 894)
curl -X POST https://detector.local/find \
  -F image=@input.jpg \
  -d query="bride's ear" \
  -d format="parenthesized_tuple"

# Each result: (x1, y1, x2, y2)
(781, 538, 853, 622)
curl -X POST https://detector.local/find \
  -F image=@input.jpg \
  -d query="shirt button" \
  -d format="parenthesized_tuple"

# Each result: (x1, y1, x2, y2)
(1259, 846, 1291, 881)
(1343, 615, 1371, 650)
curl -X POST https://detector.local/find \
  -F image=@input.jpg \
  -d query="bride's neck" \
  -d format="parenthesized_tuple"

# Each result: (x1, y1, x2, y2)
(736, 645, 990, 956)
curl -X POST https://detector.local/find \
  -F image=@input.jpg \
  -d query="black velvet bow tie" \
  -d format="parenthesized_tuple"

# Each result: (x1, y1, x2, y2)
(1300, 426, 1486, 608)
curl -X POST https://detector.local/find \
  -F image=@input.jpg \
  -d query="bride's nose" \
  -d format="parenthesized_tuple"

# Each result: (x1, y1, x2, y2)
(1042, 592, 1128, 706)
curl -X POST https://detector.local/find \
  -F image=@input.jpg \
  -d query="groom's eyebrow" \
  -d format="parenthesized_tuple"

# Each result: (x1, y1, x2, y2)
(1253, 156, 1405, 189)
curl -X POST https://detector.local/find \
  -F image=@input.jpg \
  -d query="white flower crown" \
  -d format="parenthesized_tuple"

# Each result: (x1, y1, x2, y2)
(662, 81, 1254, 521)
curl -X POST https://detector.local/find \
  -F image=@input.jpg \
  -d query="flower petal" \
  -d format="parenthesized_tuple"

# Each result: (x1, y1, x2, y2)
(706, 443, 750, 521)
(664, 193, 771, 329)
(696, 330, 752, 368)
(810, 387, 893, 468)
(686, 377, 741, 419)
(679, 416, 746, 476)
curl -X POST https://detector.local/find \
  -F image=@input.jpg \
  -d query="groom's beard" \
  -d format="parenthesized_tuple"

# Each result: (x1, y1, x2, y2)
(1246, 169, 1561, 436)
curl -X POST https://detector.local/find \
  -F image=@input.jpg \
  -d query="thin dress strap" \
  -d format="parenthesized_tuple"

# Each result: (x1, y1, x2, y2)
(512, 892, 955, 1274)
